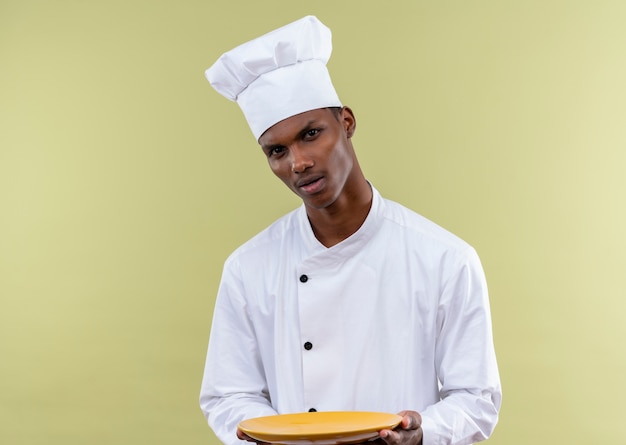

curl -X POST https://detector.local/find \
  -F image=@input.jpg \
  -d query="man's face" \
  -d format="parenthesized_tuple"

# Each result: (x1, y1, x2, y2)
(258, 107, 357, 211)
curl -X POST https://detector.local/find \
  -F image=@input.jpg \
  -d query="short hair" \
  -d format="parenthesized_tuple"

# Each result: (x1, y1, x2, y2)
(327, 106, 343, 121)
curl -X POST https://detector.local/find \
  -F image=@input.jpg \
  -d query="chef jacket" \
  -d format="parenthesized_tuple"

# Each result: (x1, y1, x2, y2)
(200, 186, 501, 445)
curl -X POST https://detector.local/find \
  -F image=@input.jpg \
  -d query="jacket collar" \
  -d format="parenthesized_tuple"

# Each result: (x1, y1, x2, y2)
(298, 183, 385, 265)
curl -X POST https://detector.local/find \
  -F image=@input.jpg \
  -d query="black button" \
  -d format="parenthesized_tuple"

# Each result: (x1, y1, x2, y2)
(299, 274, 308, 283)
(308, 408, 317, 412)
(304, 342, 313, 350)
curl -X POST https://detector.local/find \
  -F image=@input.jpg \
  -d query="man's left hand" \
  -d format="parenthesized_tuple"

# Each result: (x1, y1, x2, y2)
(378, 410, 423, 445)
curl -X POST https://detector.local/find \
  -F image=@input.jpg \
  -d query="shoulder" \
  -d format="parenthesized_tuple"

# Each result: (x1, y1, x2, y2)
(381, 197, 473, 252)
(223, 206, 302, 268)
(378, 197, 485, 288)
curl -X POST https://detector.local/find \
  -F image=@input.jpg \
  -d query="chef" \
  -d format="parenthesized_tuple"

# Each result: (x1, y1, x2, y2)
(200, 15, 501, 445)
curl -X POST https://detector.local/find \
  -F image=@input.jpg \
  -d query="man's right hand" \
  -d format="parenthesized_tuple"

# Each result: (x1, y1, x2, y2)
(236, 429, 270, 445)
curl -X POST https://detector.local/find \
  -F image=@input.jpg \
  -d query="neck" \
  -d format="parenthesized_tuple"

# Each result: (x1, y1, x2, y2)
(306, 177, 373, 248)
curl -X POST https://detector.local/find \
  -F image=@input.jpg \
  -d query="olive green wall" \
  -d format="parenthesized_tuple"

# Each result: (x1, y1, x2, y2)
(1, 1, 625, 444)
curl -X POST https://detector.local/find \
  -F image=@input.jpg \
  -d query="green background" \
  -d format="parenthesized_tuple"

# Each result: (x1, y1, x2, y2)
(1, 1, 625, 443)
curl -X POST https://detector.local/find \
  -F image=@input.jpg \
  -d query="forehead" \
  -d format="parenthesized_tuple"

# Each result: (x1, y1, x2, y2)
(258, 108, 333, 146)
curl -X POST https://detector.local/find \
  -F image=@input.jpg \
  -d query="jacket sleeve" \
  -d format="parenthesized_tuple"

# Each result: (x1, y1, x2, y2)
(199, 257, 278, 445)
(420, 247, 502, 445)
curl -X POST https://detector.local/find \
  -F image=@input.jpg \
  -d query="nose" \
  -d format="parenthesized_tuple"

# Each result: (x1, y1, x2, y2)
(291, 146, 314, 173)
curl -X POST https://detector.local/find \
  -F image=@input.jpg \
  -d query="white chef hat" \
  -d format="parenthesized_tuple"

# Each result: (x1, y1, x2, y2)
(205, 15, 342, 140)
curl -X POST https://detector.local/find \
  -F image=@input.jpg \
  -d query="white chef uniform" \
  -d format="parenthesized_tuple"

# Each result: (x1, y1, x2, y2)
(200, 186, 502, 445)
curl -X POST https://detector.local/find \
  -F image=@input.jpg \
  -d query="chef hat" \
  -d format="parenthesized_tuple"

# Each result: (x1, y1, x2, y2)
(205, 15, 342, 140)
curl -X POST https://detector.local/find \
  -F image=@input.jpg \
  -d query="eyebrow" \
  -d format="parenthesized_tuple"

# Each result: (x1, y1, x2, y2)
(296, 119, 319, 138)
(261, 118, 320, 150)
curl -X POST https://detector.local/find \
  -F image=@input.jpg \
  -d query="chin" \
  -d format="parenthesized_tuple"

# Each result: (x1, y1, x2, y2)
(305, 196, 337, 211)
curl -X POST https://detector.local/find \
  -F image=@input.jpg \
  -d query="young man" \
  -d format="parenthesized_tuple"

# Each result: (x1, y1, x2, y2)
(200, 16, 501, 445)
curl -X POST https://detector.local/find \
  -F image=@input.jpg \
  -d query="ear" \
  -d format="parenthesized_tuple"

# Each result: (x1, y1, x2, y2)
(341, 107, 357, 138)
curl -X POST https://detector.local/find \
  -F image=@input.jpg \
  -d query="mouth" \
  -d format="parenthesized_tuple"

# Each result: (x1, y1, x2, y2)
(296, 176, 324, 194)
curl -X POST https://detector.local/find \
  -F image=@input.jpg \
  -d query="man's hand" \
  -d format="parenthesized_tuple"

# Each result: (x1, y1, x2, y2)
(236, 429, 270, 445)
(378, 411, 423, 445)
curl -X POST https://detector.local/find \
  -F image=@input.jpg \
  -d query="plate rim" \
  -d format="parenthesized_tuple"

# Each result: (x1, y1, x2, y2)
(238, 411, 403, 443)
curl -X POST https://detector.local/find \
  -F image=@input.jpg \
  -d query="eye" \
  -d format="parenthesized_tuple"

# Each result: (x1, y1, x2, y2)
(304, 129, 320, 139)
(267, 146, 286, 157)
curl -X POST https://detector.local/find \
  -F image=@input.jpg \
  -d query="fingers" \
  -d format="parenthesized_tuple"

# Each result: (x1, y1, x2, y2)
(401, 411, 422, 430)
(378, 411, 423, 445)
(236, 429, 259, 443)
(379, 428, 422, 445)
